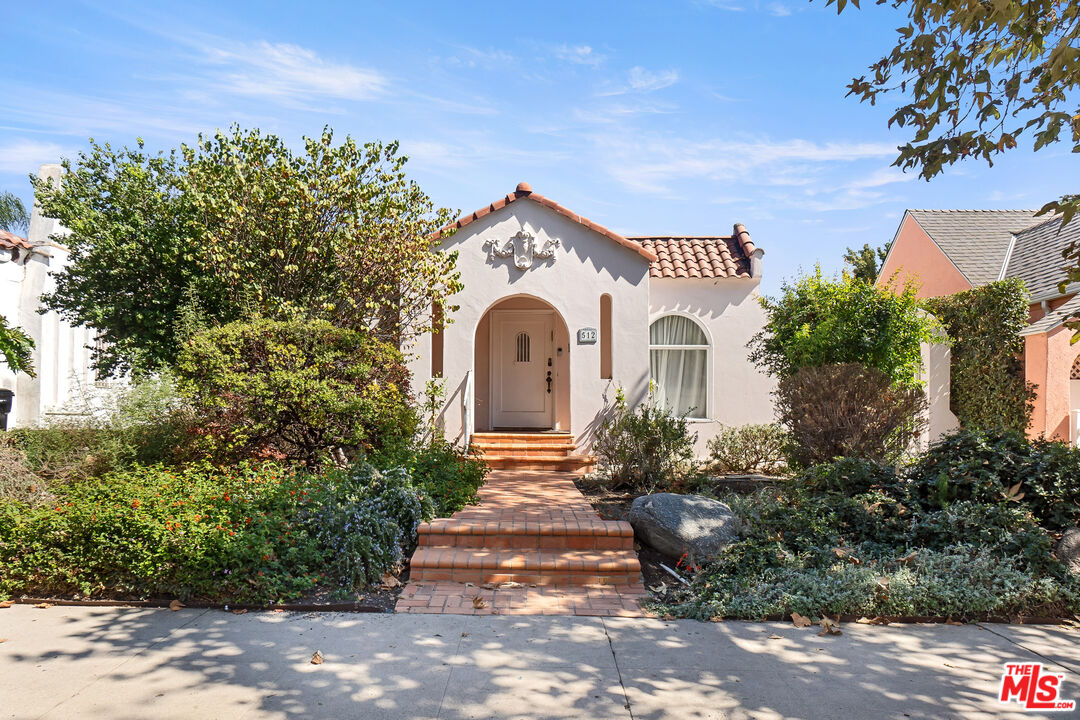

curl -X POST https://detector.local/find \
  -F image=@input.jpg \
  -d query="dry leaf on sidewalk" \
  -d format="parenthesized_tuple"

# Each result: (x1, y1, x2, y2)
(767, 634, 785, 640)
(856, 616, 889, 625)
(472, 597, 487, 609)
(818, 617, 842, 636)
(791, 612, 812, 628)
(33, 603, 52, 609)
(0, 601, 12, 609)
(232, 608, 248, 615)
(169, 600, 184, 612)
(310, 650, 324, 665)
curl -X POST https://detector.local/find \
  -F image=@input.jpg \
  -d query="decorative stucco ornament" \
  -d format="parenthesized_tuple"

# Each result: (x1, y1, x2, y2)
(484, 231, 560, 269)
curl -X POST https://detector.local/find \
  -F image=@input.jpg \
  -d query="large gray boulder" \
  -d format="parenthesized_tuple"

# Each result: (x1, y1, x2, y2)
(628, 493, 741, 561)
(1057, 528, 1080, 574)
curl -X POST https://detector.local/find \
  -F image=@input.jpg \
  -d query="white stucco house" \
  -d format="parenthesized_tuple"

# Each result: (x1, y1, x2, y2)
(0, 165, 98, 429)
(407, 182, 776, 460)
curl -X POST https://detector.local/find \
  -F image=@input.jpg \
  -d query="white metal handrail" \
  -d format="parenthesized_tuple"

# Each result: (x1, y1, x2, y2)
(463, 370, 474, 446)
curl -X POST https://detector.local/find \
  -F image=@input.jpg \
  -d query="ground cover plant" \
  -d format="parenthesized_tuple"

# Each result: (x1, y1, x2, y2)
(655, 432, 1080, 621)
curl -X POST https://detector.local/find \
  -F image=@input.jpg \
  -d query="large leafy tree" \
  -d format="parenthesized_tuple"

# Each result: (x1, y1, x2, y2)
(0, 191, 29, 234)
(749, 267, 939, 389)
(831, 0, 1079, 282)
(842, 241, 891, 282)
(33, 127, 461, 376)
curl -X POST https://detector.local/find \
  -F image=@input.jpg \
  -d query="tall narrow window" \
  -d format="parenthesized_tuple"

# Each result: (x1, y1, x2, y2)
(600, 294, 613, 379)
(516, 332, 531, 363)
(431, 303, 444, 378)
(649, 315, 708, 419)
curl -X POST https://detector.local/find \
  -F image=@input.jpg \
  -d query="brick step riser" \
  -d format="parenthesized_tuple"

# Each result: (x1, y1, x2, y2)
(485, 459, 596, 474)
(418, 535, 635, 551)
(472, 450, 575, 459)
(410, 570, 641, 586)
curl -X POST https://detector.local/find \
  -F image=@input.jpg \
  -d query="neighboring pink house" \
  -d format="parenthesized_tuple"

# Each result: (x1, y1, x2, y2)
(879, 210, 1080, 442)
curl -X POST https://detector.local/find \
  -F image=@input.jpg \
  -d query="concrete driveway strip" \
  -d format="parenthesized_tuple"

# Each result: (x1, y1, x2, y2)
(1, 606, 1078, 719)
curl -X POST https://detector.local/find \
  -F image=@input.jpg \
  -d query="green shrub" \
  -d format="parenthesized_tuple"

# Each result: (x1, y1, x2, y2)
(310, 462, 428, 591)
(3, 372, 195, 480)
(907, 429, 1080, 530)
(0, 462, 328, 602)
(593, 389, 697, 494)
(797, 457, 903, 496)
(176, 318, 417, 467)
(749, 267, 939, 390)
(776, 363, 926, 466)
(401, 440, 488, 518)
(925, 279, 1036, 433)
(0, 444, 52, 506)
(657, 484, 1079, 621)
(707, 423, 789, 476)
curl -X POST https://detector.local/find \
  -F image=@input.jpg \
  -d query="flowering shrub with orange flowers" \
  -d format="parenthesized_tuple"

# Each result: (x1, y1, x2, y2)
(0, 461, 330, 602)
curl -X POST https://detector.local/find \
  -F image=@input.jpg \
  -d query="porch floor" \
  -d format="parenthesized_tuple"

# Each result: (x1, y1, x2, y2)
(396, 470, 649, 616)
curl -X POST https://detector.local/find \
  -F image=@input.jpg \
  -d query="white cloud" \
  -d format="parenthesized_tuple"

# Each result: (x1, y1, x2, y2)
(769, 3, 793, 16)
(0, 139, 74, 174)
(442, 46, 515, 69)
(554, 44, 606, 66)
(842, 167, 912, 190)
(201, 41, 387, 104)
(593, 133, 898, 203)
(627, 67, 679, 92)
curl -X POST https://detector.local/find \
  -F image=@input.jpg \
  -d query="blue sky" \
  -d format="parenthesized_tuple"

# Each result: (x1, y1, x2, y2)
(0, 0, 1073, 293)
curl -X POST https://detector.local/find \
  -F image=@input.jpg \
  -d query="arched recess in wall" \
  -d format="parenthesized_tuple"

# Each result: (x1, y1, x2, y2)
(600, 294, 613, 379)
(431, 302, 444, 378)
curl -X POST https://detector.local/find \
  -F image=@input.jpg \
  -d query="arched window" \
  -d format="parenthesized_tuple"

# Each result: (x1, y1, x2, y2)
(649, 315, 708, 419)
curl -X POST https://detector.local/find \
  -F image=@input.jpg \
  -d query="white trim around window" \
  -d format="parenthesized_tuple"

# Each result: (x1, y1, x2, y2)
(648, 312, 712, 420)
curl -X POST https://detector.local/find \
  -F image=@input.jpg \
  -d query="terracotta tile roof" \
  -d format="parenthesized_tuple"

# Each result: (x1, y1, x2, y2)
(436, 182, 658, 263)
(0, 229, 31, 251)
(629, 226, 758, 279)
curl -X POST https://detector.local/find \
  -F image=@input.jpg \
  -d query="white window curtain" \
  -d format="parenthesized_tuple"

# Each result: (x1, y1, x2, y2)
(649, 315, 708, 419)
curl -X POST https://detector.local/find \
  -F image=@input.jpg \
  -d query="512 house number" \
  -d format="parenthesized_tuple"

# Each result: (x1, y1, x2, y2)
(577, 327, 597, 344)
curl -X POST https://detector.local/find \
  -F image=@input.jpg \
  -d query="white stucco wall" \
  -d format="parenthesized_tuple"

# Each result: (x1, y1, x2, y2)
(917, 340, 960, 449)
(408, 197, 652, 450)
(648, 277, 777, 456)
(0, 164, 99, 428)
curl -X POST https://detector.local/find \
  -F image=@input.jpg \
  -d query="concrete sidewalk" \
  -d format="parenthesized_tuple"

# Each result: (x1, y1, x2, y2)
(1, 606, 1077, 719)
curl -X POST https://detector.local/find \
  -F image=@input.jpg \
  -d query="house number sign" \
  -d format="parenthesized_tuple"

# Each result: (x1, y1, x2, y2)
(577, 327, 597, 344)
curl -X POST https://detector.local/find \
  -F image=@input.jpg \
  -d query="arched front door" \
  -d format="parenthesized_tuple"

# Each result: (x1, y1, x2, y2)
(490, 309, 554, 428)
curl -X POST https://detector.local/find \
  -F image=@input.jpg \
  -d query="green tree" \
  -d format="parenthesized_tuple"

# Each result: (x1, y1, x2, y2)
(842, 241, 891, 283)
(0, 314, 35, 376)
(749, 267, 939, 389)
(33, 127, 461, 376)
(830, 0, 1079, 278)
(0, 191, 29, 234)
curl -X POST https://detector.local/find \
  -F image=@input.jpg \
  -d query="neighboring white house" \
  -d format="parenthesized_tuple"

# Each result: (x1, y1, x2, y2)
(407, 183, 777, 457)
(0, 164, 97, 428)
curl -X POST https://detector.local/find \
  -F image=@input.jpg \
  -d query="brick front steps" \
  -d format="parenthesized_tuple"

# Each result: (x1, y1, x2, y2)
(469, 432, 596, 474)
(398, 469, 646, 616)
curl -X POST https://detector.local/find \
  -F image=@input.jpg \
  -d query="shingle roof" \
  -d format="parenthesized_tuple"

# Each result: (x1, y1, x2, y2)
(0, 229, 31, 251)
(1006, 216, 1080, 301)
(436, 182, 658, 263)
(629, 236, 753, 279)
(1020, 294, 1080, 336)
(908, 209, 1041, 286)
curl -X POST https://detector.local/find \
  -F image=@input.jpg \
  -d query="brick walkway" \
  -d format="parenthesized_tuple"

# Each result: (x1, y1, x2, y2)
(396, 470, 649, 616)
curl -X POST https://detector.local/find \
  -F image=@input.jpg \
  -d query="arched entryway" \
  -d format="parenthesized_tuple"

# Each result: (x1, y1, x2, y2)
(473, 295, 571, 431)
